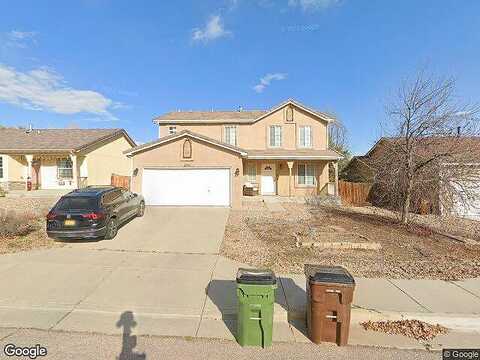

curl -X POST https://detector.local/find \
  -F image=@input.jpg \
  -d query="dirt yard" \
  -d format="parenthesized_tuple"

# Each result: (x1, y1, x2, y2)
(221, 201, 480, 280)
(0, 197, 61, 254)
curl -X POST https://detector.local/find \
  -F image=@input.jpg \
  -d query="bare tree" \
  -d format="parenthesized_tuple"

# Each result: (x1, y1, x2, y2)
(372, 72, 480, 223)
(329, 117, 351, 170)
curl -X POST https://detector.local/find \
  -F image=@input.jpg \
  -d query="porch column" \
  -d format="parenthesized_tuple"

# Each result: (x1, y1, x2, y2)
(25, 154, 33, 189)
(287, 161, 294, 197)
(69, 153, 78, 189)
(333, 161, 339, 196)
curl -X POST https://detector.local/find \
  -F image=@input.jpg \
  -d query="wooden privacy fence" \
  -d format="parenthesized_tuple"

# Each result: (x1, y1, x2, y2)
(338, 180, 372, 206)
(111, 174, 131, 190)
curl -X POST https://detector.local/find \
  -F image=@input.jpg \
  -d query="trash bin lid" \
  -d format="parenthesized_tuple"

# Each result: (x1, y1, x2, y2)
(236, 268, 276, 285)
(304, 264, 355, 285)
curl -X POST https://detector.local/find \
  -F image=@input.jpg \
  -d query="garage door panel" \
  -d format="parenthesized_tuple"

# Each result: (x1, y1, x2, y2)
(142, 168, 230, 207)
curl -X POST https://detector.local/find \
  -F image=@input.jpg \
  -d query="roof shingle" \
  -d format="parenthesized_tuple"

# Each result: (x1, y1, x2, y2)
(0, 128, 133, 153)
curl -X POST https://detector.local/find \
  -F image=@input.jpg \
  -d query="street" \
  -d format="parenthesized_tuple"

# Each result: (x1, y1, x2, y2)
(0, 328, 439, 360)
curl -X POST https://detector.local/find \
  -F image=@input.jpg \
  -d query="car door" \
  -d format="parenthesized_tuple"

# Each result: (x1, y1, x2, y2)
(121, 189, 138, 217)
(108, 189, 128, 223)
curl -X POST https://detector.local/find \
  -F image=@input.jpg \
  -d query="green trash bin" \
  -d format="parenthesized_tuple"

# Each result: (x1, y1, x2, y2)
(236, 268, 277, 348)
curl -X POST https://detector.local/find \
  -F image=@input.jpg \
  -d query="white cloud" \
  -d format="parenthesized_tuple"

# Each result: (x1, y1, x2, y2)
(0, 64, 119, 120)
(4, 30, 37, 48)
(253, 73, 288, 93)
(288, 0, 340, 11)
(192, 15, 231, 43)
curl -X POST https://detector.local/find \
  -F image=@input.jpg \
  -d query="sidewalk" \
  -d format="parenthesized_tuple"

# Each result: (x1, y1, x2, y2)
(0, 252, 479, 350)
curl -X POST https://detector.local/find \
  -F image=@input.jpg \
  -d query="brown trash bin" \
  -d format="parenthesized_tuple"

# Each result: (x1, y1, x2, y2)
(304, 265, 355, 346)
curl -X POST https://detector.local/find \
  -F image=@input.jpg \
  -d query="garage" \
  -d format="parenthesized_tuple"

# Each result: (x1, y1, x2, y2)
(142, 168, 231, 206)
(450, 180, 480, 220)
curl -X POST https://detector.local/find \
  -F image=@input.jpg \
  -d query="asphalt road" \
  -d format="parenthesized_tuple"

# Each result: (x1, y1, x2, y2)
(0, 328, 440, 360)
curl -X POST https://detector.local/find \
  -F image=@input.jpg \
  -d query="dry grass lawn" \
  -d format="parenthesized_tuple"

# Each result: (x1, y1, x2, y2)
(0, 197, 62, 254)
(221, 201, 480, 280)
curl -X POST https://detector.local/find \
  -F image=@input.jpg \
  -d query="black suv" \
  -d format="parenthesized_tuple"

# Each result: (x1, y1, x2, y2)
(46, 186, 145, 240)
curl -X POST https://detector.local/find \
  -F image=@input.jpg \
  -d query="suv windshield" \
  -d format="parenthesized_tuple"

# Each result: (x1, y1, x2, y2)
(56, 197, 98, 211)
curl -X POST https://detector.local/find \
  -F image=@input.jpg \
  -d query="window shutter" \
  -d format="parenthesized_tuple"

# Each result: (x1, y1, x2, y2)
(299, 127, 305, 147)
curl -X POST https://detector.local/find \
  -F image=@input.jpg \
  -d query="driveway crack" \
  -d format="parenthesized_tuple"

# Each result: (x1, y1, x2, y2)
(195, 254, 220, 337)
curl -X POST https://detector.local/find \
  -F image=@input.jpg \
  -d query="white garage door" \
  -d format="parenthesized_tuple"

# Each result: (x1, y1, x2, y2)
(142, 168, 230, 206)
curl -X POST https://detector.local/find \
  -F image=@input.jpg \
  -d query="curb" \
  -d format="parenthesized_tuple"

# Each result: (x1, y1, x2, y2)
(284, 307, 480, 332)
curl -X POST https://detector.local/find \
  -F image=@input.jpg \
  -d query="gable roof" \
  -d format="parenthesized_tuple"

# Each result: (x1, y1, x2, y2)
(153, 99, 334, 124)
(0, 128, 136, 154)
(358, 136, 480, 165)
(124, 130, 248, 156)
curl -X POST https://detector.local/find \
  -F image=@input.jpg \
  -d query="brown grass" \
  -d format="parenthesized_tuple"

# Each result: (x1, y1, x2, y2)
(0, 197, 61, 254)
(221, 202, 480, 280)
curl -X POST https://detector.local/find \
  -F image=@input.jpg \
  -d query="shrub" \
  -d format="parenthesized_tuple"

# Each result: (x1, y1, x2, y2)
(0, 209, 39, 237)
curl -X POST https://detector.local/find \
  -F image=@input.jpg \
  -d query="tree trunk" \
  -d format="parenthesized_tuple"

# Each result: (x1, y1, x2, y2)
(401, 177, 413, 224)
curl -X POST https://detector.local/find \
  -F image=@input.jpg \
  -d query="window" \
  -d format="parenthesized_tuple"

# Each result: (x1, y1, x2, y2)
(168, 126, 177, 135)
(269, 126, 282, 147)
(182, 139, 192, 159)
(56, 197, 98, 210)
(102, 190, 122, 206)
(246, 164, 256, 182)
(297, 164, 315, 186)
(57, 158, 73, 179)
(299, 126, 312, 148)
(0, 156, 3, 179)
(224, 126, 237, 146)
(286, 106, 294, 122)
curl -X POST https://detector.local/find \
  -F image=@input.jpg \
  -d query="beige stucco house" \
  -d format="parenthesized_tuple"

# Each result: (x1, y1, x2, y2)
(125, 99, 342, 208)
(0, 128, 135, 191)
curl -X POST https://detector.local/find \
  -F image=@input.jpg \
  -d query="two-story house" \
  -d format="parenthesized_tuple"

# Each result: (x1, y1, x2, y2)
(125, 99, 342, 208)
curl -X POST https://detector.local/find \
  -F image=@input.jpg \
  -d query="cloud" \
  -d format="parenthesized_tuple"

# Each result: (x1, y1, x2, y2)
(287, 0, 340, 11)
(253, 73, 288, 93)
(0, 64, 119, 120)
(3, 30, 37, 48)
(192, 15, 231, 43)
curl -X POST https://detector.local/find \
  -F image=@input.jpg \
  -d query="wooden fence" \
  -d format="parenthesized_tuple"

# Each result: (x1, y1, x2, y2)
(338, 180, 372, 206)
(111, 174, 131, 190)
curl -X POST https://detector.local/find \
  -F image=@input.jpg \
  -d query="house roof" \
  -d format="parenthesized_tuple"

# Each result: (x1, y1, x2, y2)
(246, 149, 343, 160)
(125, 129, 341, 160)
(0, 128, 136, 154)
(153, 99, 334, 124)
(124, 130, 248, 156)
(355, 136, 480, 166)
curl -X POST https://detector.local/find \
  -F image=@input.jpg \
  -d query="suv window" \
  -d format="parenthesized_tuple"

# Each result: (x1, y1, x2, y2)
(56, 197, 98, 211)
(102, 189, 123, 206)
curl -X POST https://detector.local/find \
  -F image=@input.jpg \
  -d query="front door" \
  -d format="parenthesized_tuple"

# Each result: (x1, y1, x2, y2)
(261, 163, 276, 195)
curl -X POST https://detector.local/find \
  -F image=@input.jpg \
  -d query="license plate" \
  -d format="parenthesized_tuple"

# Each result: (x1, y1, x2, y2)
(64, 219, 76, 226)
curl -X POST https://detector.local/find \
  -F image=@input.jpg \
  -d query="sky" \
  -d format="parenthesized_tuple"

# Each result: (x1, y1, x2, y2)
(0, 0, 479, 154)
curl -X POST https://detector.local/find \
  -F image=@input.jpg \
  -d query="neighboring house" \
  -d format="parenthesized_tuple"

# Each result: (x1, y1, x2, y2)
(125, 99, 342, 208)
(342, 137, 480, 219)
(0, 128, 136, 191)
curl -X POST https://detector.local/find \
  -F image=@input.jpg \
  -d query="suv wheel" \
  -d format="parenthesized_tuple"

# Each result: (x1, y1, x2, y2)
(104, 218, 118, 240)
(137, 201, 145, 217)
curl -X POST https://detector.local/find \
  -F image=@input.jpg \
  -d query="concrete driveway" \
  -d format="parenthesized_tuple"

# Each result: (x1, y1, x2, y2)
(0, 207, 232, 336)
(73, 207, 230, 254)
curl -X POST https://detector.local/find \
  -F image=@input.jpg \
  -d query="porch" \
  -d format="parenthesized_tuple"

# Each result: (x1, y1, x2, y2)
(4, 153, 87, 191)
(242, 158, 339, 198)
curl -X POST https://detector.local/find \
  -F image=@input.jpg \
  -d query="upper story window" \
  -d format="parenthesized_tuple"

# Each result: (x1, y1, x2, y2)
(0, 156, 4, 179)
(224, 125, 237, 146)
(285, 106, 294, 122)
(57, 158, 73, 179)
(299, 126, 312, 148)
(168, 126, 177, 135)
(269, 125, 282, 147)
